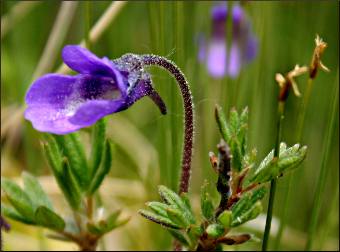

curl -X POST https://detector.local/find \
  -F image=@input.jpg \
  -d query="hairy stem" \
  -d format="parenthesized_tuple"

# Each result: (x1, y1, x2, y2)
(262, 101, 285, 251)
(141, 55, 194, 194)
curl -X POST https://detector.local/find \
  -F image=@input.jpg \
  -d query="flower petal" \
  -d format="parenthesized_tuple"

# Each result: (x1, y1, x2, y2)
(25, 74, 78, 108)
(62, 45, 115, 76)
(69, 99, 126, 127)
(207, 39, 227, 78)
(227, 42, 241, 78)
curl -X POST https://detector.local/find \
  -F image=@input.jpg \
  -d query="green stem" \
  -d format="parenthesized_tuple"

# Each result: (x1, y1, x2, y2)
(274, 77, 314, 249)
(262, 101, 285, 251)
(305, 74, 339, 250)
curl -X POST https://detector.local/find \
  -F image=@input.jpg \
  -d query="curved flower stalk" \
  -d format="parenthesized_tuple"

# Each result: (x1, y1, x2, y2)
(139, 106, 307, 251)
(25, 45, 166, 134)
(198, 3, 258, 79)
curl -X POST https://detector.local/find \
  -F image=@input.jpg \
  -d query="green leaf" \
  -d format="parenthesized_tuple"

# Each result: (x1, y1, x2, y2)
(42, 134, 63, 175)
(278, 144, 307, 173)
(217, 210, 232, 228)
(245, 143, 307, 185)
(1, 203, 35, 225)
(215, 105, 230, 141)
(22, 171, 53, 210)
(166, 207, 190, 228)
(61, 160, 82, 210)
(168, 230, 190, 247)
(1, 178, 35, 222)
(206, 223, 225, 238)
(88, 140, 113, 194)
(138, 209, 180, 229)
(54, 133, 89, 190)
(90, 118, 107, 177)
(35, 206, 65, 231)
(158, 185, 195, 224)
(200, 182, 214, 221)
(146, 201, 169, 217)
(229, 108, 240, 134)
(231, 201, 262, 227)
(231, 187, 267, 221)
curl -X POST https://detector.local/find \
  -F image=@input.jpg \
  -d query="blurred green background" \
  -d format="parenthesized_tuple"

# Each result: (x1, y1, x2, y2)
(1, 1, 339, 251)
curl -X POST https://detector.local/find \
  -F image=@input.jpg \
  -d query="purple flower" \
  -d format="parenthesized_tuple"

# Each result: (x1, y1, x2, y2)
(206, 3, 228, 78)
(198, 3, 258, 79)
(25, 46, 165, 134)
(227, 4, 258, 78)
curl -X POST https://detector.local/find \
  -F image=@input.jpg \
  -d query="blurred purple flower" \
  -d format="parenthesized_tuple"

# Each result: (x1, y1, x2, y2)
(199, 3, 258, 79)
(227, 4, 258, 78)
(25, 46, 165, 134)
(206, 3, 228, 78)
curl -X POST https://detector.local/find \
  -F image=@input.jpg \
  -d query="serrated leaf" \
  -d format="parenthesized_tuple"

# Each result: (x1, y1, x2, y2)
(158, 185, 195, 224)
(231, 187, 266, 221)
(90, 118, 107, 177)
(1, 203, 35, 225)
(245, 144, 307, 185)
(278, 145, 307, 173)
(35, 206, 65, 231)
(180, 193, 195, 222)
(1, 178, 35, 222)
(200, 182, 215, 221)
(231, 201, 262, 227)
(22, 172, 53, 210)
(206, 223, 225, 239)
(229, 108, 240, 134)
(54, 133, 89, 190)
(168, 230, 190, 247)
(217, 210, 232, 228)
(138, 209, 180, 229)
(88, 140, 113, 194)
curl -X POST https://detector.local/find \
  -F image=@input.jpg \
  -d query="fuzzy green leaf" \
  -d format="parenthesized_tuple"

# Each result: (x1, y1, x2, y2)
(1, 203, 35, 225)
(200, 182, 214, 221)
(231, 201, 262, 227)
(231, 187, 267, 221)
(61, 160, 82, 210)
(54, 133, 89, 190)
(206, 223, 225, 239)
(215, 105, 231, 141)
(1, 178, 35, 222)
(146, 202, 169, 217)
(217, 210, 232, 228)
(168, 230, 190, 247)
(138, 209, 180, 229)
(158, 185, 195, 224)
(90, 118, 107, 177)
(35, 206, 65, 231)
(245, 143, 307, 185)
(88, 140, 113, 194)
(22, 172, 53, 210)
(166, 207, 190, 228)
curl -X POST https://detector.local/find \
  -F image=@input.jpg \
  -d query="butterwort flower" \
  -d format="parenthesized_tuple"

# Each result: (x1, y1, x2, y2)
(198, 3, 258, 79)
(25, 46, 166, 134)
(206, 3, 228, 78)
(227, 4, 258, 78)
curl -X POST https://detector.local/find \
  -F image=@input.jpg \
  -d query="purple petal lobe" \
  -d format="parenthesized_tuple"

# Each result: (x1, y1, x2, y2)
(212, 3, 228, 22)
(245, 34, 258, 62)
(228, 42, 241, 78)
(62, 45, 115, 76)
(25, 74, 78, 109)
(207, 39, 227, 78)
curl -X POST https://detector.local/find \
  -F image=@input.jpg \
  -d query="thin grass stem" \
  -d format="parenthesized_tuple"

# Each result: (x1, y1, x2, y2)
(262, 101, 285, 251)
